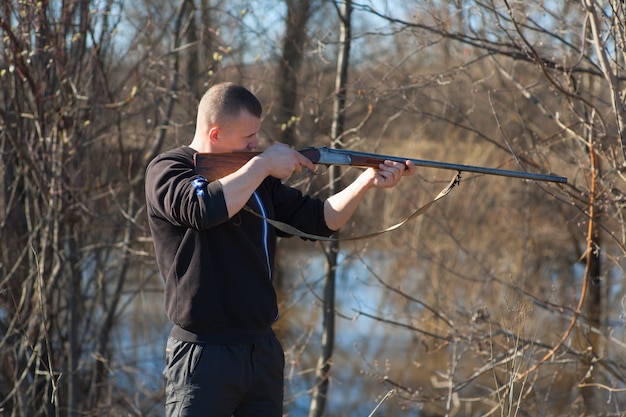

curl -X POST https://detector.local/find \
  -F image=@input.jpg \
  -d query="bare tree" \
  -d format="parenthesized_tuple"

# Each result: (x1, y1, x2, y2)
(325, 1, 626, 414)
(308, 2, 352, 417)
(275, 0, 317, 146)
(0, 0, 193, 414)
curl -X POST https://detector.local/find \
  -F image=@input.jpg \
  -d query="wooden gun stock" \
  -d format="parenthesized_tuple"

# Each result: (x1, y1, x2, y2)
(194, 152, 260, 181)
(193, 148, 323, 181)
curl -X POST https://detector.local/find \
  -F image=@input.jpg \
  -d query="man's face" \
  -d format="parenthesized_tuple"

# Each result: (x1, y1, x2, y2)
(211, 110, 262, 153)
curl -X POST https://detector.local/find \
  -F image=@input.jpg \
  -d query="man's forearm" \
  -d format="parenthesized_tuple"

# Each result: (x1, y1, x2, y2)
(218, 156, 268, 218)
(323, 171, 374, 231)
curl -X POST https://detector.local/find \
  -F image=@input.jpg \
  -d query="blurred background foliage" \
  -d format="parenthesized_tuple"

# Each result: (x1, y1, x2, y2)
(1, 0, 625, 416)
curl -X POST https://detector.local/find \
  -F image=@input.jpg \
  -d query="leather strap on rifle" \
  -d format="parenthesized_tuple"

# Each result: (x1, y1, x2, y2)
(243, 172, 461, 242)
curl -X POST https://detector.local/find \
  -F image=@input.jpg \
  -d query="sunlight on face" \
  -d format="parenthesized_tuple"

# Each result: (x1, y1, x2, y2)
(213, 110, 262, 153)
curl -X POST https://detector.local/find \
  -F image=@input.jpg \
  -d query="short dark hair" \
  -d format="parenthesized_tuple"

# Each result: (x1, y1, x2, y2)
(198, 82, 262, 126)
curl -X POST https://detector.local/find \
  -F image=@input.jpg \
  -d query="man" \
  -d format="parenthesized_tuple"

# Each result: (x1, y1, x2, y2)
(145, 82, 414, 417)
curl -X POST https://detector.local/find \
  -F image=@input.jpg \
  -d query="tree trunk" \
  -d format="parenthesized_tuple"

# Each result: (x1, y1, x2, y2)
(580, 232, 602, 415)
(277, 0, 313, 145)
(309, 2, 351, 416)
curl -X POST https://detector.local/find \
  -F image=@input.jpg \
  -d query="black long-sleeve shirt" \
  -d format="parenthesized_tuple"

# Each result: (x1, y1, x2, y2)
(145, 146, 334, 343)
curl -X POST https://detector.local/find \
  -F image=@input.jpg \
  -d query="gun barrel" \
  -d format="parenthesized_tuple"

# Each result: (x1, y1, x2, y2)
(405, 156, 567, 183)
(316, 147, 567, 184)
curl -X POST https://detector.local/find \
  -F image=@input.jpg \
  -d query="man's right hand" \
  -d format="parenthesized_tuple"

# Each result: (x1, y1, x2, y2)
(218, 143, 315, 218)
(255, 143, 316, 179)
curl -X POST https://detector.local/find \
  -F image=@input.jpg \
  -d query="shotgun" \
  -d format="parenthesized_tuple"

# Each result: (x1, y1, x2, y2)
(194, 146, 567, 184)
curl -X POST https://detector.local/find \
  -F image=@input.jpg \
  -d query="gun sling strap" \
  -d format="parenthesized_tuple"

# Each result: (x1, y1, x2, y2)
(243, 172, 461, 242)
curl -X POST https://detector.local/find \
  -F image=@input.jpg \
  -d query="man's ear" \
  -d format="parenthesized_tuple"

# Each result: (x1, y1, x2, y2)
(208, 126, 219, 143)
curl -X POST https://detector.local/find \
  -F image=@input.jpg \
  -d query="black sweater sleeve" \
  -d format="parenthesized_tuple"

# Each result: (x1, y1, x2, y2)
(144, 146, 229, 230)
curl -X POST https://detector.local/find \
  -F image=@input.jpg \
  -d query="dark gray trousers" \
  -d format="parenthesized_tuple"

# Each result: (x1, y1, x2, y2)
(163, 333, 284, 417)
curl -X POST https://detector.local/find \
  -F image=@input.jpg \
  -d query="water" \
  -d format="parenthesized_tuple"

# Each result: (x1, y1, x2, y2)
(111, 247, 626, 416)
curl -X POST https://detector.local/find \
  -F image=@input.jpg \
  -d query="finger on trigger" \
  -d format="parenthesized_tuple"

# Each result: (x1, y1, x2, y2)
(299, 155, 316, 172)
